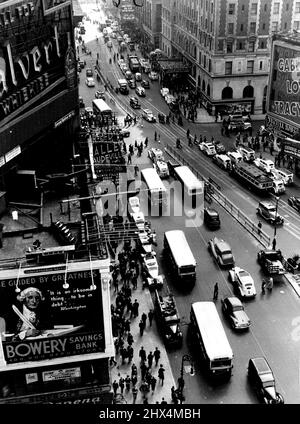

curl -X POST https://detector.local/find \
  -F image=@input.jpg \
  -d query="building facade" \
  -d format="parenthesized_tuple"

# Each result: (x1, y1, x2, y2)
(0, 0, 79, 195)
(136, 0, 162, 50)
(142, 0, 300, 116)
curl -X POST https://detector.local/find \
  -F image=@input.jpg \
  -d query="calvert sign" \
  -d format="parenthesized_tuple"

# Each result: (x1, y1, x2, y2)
(268, 40, 300, 126)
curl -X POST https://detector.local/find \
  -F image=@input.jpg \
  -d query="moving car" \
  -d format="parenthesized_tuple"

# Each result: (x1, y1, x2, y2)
(213, 154, 231, 170)
(141, 79, 150, 89)
(221, 297, 251, 330)
(273, 168, 293, 185)
(256, 201, 284, 225)
(121, 64, 129, 74)
(238, 146, 255, 162)
(129, 96, 141, 109)
(130, 211, 145, 231)
(208, 236, 235, 267)
(248, 357, 284, 404)
(141, 251, 159, 279)
(202, 142, 216, 156)
(148, 71, 159, 80)
(119, 128, 130, 138)
(135, 86, 146, 97)
(154, 160, 169, 178)
(229, 267, 256, 298)
(160, 87, 170, 98)
(86, 68, 93, 77)
(95, 90, 106, 100)
(288, 196, 300, 213)
(118, 58, 126, 67)
(203, 207, 220, 230)
(128, 79, 136, 89)
(135, 72, 142, 81)
(128, 196, 140, 214)
(125, 70, 133, 80)
(142, 108, 156, 122)
(254, 158, 275, 174)
(165, 94, 176, 105)
(136, 231, 153, 255)
(214, 140, 226, 154)
(85, 77, 95, 87)
(148, 148, 164, 162)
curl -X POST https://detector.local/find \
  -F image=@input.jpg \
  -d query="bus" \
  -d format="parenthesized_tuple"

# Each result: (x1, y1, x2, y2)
(164, 230, 196, 283)
(190, 302, 233, 378)
(141, 168, 167, 208)
(173, 165, 204, 208)
(128, 55, 140, 73)
(92, 99, 112, 118)
(231, 162, 273, 193)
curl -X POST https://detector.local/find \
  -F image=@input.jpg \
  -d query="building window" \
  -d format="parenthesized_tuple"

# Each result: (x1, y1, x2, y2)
(228, 23, 234, 34)
(209, 59, 212, 72)
(264, 4, 267, 11)
(203, 55, 207, 68)
(211, 2, 213, 13)
(262, 23, 266, 30)
(273, 3, 280, 14)
(259, 40, 266, 49)
(226, 41, 233, 53)
(228, 3, 235, 14)
(247, 60, 254, 73)
(218, 39, 224, 51)
(251, 3, 258, 14)
(284, 22, 287, 29)
(237, 40, 245, 50)
(225, 61, 232, 75)
(240, 24, 244, 31)
(296, 2, 300, 13)
(294, 21, 300, 30)
(259, 61, 263, 70)
(286, 3, 289, 11)
(248, 41, 255, 52)
(242, 5, 245, 11)
(250, 22, 256, 33)
(272, 21, 279, 32)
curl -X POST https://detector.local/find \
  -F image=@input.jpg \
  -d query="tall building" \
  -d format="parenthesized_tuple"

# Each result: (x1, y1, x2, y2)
(136, 0, 162, 50)
(144, 0, 300, 116)
(0, 0, 79, 197)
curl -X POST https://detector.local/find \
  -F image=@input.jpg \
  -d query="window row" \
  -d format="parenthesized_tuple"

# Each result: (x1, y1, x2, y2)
(228, 2, 286, 15)
(225, 60, 263, 75)
(218, 38, 267, 53)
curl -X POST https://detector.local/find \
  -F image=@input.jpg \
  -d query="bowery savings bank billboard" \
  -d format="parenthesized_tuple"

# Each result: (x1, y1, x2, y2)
(268, 40, 300, 127)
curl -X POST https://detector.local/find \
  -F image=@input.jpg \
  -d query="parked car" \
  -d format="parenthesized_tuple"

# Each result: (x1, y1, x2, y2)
(141, 79, 150, 89)
(78, 96, 85, 108)
(208, 236, 235, 267)
(128, 196, 140, 214)
(165, 94, 176, 105)
(202, 142, 216, 156)
(129, 96, 141, 109)
(238, 146, 255, 162)
(288, 196, 300, 213)
(128, 79, 136, 89)
(254, 158, 275, 174)
(256, 201, 284, 225)
(228, 267, 256, 298)
(125, 70, 133, 80)
(148, 148, 164, 162)
(221, 297, 251, 330)
(121, 64, 129, 74)
(118, 58, 126, 67)
(135, 86, 146, 97)
(214, 140, 226, 154)
(203, 207, 220, 230)
(141, 251, 159, 279)
(85, 77, 95, 87)
(149, 71, 159, 80)
(248, 357, 284, 404)
(85, 68, 93, 77)
(154, 160, 169, 178)
(95, 90, 106, 100)
(160, 87, 170, 98)
(142, 108, 156, 122)
(135, 72, 142, 81)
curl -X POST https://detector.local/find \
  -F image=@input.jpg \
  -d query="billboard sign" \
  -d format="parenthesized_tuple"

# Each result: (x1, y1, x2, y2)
(0, 0, 75, 122)
(267, 40, 300, 127)
(0, 263, 105, 364)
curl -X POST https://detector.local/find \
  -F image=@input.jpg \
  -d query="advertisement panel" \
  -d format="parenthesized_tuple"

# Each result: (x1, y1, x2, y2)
(0, 0, 76, 123)
(267, 40, 300, 127)
(0, 266, 105, 364)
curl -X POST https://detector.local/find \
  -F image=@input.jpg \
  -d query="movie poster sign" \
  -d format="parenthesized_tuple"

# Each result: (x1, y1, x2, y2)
(267, 40, 300, 127)
(0, 0, 75, 122)
(0, 266, 105, 364)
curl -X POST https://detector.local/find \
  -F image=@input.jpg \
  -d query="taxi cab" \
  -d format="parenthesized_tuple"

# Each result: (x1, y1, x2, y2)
(154, 160, 169, 178)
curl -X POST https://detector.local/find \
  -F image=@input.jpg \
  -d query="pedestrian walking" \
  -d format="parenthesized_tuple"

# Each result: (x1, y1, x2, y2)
(177, 376, 185, 391)
(261, 279, 266, 294)
(120, 346, 127, 364)
(139, 346, 146, 362)
(141, 312, 147, 325)
(112, 380, 119, 395)
(131, 363, 138, 378)
(272, 237, 277, 251)
(171, 386, 179, 404)
(158, 364, 165, 385)
(134, 164, 139, 176)
(139, 319, 145, 336)
(132, 386, 138, 404)
(153, 347, 161, 366)
(267, 277, 274, 292)
(127, 331, 134, 346)
(158, 133, 161, 143)
(258, 221, 262, 236)
(113, 278, 119, 293)
(140, 362, 148, 380)
(125, 375, 131, 391)
(127, 345, 134, 363)
(131, 374, 137, 387)
(213, 282, 219, 301)
(127, 153, 132, 164)
(161, 397, 168, 405)
(148, 309, 154, 327)
(150, 375, 157, 393)
(154, 131, 157, 141)
(132, 274, 138, 290)
(132, 299, 139, 317)
(144, 137, 148, 147)
(124, 319, 131, 333)
(147, 351, 154, 368)
(119, 377, 125, 394)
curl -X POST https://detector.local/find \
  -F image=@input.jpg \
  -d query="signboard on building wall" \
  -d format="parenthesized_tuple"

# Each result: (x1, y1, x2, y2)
(267, 40, 300, 128)
(0, 0, 76, 123)
(0, 265, 105, 364)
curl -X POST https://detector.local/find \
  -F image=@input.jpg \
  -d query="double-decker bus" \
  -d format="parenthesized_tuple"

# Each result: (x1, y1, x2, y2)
(231, 162, 273, 193)
(128, 55, 140, 73)
(190, 302, 233, 379)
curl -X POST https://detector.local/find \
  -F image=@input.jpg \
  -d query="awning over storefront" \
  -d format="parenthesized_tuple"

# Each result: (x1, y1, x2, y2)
(158, 59, 191, 74)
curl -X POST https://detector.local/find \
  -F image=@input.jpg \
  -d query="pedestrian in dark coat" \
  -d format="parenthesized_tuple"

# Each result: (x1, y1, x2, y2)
(144, 137, 148, 147)
(272, 237, 277, 251)
(147, 351, 154, 368)
(213, 282, 219, 301)
(120, 346, 127, 364)
(127, 345, 134, 363)
(131, 363, 138, 378)
(141, 312, 147, 325)
(148, 309, 154, 326)
(127, 331, 134, 346)
(261, 279, 266, 294)
(139, 346, 146, 362)
(124, 319, 131, 333)
(125, 375, 131, 391)
(132, 386, 138, 404)
(112, 380, 119, 395)
(140, 362, 148, 380)
(132, 299, 139, 317)
(139, 319, 145, 336)
(119, 377, 125, 394)
(150, 376, 157, 392)
(153, 347, 161, 366)
(131, 374, 137, 387)
(158, 364, 165, 385)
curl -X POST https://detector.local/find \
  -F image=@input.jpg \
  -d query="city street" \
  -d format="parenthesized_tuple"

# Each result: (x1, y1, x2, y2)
(77, 14, 300, 404)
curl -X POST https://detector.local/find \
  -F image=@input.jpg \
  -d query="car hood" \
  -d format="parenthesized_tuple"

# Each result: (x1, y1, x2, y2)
(233, 311, 250, 325)
(264, 386, 278, 402)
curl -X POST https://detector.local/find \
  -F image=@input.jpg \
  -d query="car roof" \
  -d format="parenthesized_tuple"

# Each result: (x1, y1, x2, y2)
(249, 357, 272, 374)
(215, 239, 231, 252)
(143, 109, 152, 113)
(259, 201, 275, 209)
(205, 208, 219, 216)
(226, 296, 243, 307)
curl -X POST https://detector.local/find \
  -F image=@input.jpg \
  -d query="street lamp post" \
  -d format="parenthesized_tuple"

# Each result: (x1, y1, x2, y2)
(273, 196, 280, 242)
(177, 354, 194, 404)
